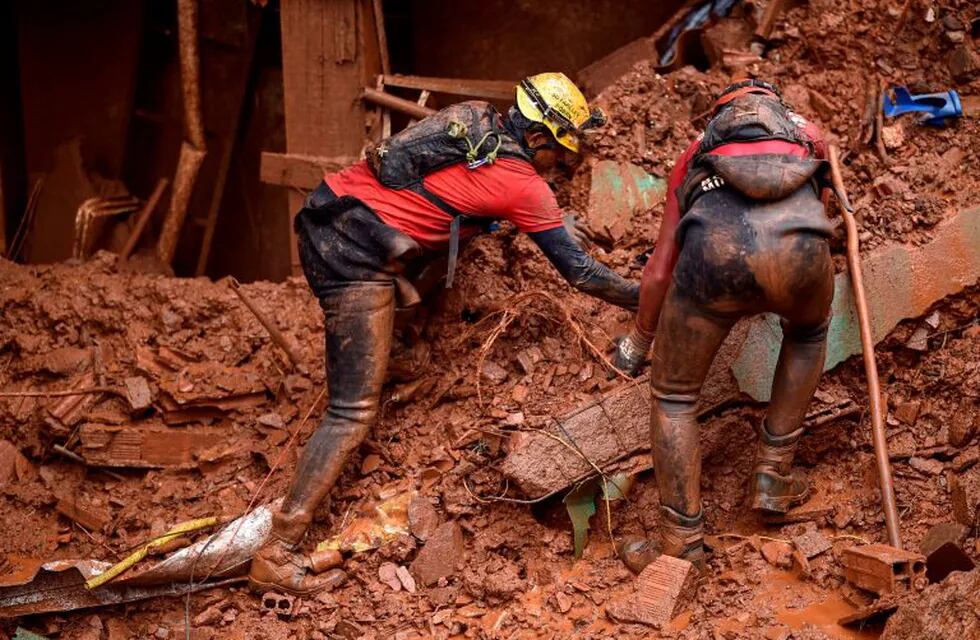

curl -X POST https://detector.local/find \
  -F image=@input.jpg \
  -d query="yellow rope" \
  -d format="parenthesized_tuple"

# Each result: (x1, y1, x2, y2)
(85, 517, 218, 590)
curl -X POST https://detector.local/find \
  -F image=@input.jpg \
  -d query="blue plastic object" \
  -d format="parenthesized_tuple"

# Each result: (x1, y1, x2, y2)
(882, 87, 962, 126)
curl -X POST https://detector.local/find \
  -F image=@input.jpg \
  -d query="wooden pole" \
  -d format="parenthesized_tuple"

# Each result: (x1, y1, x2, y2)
(120, 178, 168, 260)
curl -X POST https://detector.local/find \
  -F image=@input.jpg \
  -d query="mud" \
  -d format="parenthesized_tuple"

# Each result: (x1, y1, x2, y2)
(2, 0, 980, 638)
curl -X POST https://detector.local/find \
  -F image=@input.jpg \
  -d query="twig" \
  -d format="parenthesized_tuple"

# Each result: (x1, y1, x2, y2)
(0, 386, 119, 399)
(462, 476, 547, 505)
(228, 277, 302, 368)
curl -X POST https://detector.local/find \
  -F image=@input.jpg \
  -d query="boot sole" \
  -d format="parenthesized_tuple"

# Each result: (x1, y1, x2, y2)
(751, 484, 810, 517)
(248, 576, 324, 598)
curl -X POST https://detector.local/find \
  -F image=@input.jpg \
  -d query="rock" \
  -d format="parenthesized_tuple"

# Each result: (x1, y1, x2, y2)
(193, 604, 224, 626)
(920, 522, 975, 584)
(880, 123, 905, 151)
(948, 44, 980, 82)
(760, 540, 793, 568)
(554, 591, 572, 613)
(123, 376, 153, 411)
(379, 562, 402, 591)
(893, 401, 921, 425)
(950, 465, 980, 527)
(309, 548, 343, 574)
(256, 413, 285, 429)
(0, 440, 35, 486)
(395, 565, 416, 593)
(410, 521, 464, 587)
(408, 495, 440, 542)
(881, 569, 980, 639)
(948, 409, 978, 448)
(480, 361, 509, 385)
(909, 456, 944, 475)
(617, 536, 660, 575)
(793, 530, 832, 559)
(605, 555, 698, 627)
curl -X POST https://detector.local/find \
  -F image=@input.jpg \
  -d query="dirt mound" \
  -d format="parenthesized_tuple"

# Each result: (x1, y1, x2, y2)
(881, 569, 980, 639)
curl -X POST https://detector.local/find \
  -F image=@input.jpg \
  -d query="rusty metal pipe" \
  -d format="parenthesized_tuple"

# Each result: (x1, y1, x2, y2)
(363, 87, 436, 120)
(829, 145, 902, 549)
(120, 178, 169, 261)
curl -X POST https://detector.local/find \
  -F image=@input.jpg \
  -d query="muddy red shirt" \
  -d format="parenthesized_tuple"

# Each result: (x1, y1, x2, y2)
(636, 112, 828, 336)
(324, 159, 563, 249)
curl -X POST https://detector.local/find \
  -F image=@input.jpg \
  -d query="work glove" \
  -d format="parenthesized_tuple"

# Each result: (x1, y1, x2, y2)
(609, 326, 654, 379)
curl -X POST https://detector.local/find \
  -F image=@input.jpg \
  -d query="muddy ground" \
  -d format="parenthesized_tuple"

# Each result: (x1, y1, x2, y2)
(2, 0, 980, 638)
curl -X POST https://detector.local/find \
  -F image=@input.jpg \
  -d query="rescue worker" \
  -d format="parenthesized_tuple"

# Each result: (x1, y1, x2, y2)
(613, 79, 834, 569)
(249, 73, 640, 594)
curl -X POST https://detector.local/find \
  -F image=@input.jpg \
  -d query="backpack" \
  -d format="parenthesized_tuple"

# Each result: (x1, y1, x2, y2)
(698, 93, 812, 155)
(365, 101, 530, 287)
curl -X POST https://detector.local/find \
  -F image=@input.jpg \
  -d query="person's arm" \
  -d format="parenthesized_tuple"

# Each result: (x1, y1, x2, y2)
(528, 226, 639, 310)
(612, 141, 697, 375)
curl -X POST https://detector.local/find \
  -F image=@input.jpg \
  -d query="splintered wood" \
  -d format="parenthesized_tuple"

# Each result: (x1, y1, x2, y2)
(606, 555, 698, 627)
(78, 423, 222, 468)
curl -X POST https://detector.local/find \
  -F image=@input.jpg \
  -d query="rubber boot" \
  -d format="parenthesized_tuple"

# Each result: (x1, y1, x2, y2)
(659, 505, 706, 572)
(248, 511, 340, 596)
(249, 281, 395, 596)
(749, 420, 809, 516)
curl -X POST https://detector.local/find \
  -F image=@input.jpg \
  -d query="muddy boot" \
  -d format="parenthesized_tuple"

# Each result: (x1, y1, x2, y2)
(249, 511, 339, 596)
(659, 505, 705, 571)
(750, 421, 809, 516)
(617, 536, 661, 574)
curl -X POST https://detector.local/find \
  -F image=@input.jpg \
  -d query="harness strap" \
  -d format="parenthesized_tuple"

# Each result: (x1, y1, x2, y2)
(407, 181, 477, 289)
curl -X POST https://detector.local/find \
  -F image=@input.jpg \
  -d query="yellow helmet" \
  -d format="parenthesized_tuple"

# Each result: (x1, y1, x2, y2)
(516, 72, 606, 153)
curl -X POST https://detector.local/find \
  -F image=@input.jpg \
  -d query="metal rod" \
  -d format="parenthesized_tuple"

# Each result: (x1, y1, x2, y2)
(829, 145, 902, 549)
(362, 87, 436, 120)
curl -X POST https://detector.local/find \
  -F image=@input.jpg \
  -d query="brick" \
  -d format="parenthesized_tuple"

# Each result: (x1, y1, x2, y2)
(792, 530, 832, 559)
(761, 541, 793, 568)
(606, 555, 697, 627)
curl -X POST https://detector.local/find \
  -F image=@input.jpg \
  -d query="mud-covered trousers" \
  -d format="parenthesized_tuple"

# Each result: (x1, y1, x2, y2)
(650, 184, 835, 520)
(274, 183, 417, 537)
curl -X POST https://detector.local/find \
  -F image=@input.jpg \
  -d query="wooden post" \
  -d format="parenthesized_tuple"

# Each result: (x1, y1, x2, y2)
(278, 0, 378, 275)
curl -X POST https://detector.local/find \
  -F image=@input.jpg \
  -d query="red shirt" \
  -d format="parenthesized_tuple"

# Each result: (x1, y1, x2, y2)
(325, 159, 563, 249)
(636, 114, 827, 336)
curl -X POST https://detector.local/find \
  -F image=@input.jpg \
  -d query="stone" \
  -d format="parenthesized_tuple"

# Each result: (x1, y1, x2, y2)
(410, 521, 464, 587)
(123, 376, 153, 411)
(605, 555, 698, 627)
(617, 536, 661, 575)
(948, 44, 980, 82)
(880, 123, 905, 150)
(193, 605, 223, 626)
(408, 495, 440, 542)
(395, 565, 416, 593)
(480, 361, 508, 385)
(893, 401, 921, 425)
(760, 540, 793, 568)
(909, 457, 944, 476)
(919, 522, 975, 584)
(950, 465, 980, 527)
(881, 569, 980, 639)
(379, 562, 402, 591)
(0, 440, 34, 486)
(948, 408, 978, 448)
(792, 530, 832, 559)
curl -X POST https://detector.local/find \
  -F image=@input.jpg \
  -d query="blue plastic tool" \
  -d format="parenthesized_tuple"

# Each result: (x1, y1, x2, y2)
(882, 87, 962, 126)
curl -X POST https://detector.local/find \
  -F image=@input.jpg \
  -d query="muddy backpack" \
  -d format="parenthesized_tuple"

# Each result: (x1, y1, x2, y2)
(365, 101, 530, 287)
(680, 94, 823, 213)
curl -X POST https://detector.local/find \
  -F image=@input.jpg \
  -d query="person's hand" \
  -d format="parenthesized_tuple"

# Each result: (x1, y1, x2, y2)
(609, 330, 653, 378)
(562, 212, 594, 248)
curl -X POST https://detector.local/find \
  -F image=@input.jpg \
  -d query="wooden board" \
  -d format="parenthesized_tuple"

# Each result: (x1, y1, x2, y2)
(78, 423, 223, 468)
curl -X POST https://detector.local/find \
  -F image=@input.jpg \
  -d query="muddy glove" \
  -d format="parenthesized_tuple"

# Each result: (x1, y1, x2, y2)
(562, 212, 593, 248)
(610, 325, 654, 378)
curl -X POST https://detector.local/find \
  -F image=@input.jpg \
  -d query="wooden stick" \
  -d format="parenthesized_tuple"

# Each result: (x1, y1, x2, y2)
(120, 178, 169, 260)
(228, 278, 301, 367)
(372, 0, 390, 75)
(829, 145, 902, 549)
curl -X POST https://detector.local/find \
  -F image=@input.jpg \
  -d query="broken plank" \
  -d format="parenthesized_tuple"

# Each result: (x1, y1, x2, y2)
(78, 423, 223, 468)
(381, 74, 515, 101)
(259, 152, 357, 190)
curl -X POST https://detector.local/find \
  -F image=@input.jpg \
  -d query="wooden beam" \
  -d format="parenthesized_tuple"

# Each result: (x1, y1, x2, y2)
(259, 152, 356, 190)
(363, 87, 436, 119)
(280, 0, 373, 275)
(382, 74, 516, 101)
